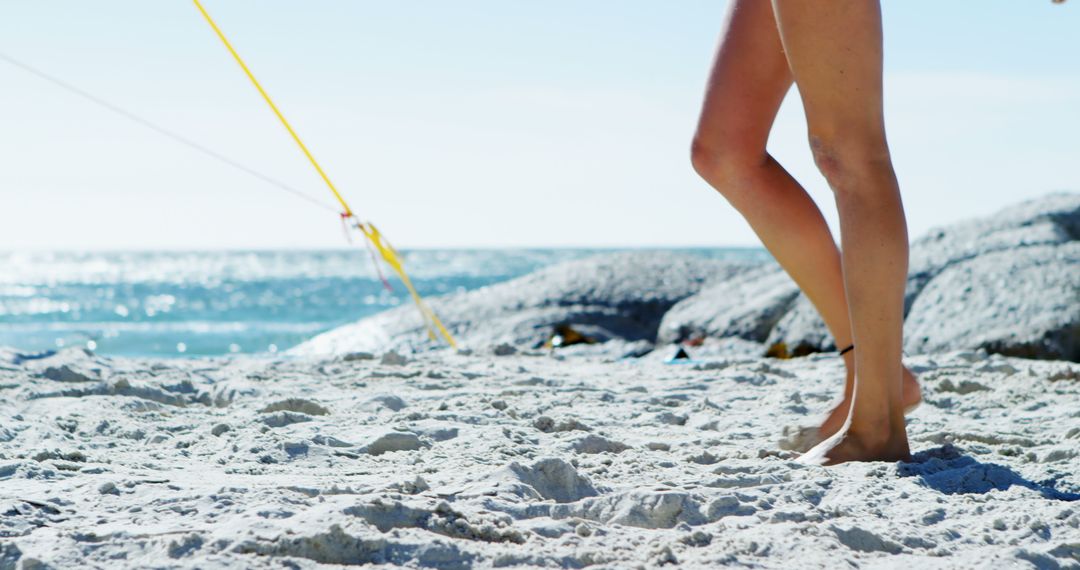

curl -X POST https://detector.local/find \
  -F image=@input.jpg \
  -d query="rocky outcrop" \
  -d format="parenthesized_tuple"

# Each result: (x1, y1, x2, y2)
(904, 191, 1080, 314)
(293, 252, 759, 356)
(656, 265, 799, 346)
(764, 294, 836, 357)
(298, 192, 1079, 362)
(903, 242, 1080, 361)
(763, 192, 1080, 360)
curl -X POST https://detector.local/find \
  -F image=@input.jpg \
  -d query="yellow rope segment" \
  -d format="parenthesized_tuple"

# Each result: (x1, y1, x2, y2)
(193, 0, 457, 348)
(358, 223, 457, 345)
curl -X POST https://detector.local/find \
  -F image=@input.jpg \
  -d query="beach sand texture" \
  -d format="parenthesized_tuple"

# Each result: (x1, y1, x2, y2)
(1, 346, 1078, 568)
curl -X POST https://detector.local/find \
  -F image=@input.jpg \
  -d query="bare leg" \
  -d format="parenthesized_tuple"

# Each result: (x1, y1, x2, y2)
(691, 0, 919, 447)
(771, 0, 910, 464)
(692, 0, 848, 343)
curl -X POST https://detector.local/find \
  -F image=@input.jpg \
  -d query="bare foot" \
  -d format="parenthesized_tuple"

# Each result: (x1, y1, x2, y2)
(797, 417, 911, 466)
(780, 364, 921, 453)
(816, 364, 921, 443)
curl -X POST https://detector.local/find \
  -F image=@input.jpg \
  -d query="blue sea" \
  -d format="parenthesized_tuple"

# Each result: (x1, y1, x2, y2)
(0, 248, 770, 358)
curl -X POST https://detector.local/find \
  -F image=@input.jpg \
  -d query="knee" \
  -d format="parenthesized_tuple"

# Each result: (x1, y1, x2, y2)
(808, 129, 894, 193)
(690, 135, 766, 194)
(689, 136, 724, 182)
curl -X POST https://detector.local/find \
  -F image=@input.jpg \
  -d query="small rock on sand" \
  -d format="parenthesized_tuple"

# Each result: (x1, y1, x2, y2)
(261, 411, 314, 428)
(571, 434, 629, 455)
(259, 398, 330, 416)
(362, 431, 429, 456)
(380, 351, 409, 366)
(42, 364, 100, 383)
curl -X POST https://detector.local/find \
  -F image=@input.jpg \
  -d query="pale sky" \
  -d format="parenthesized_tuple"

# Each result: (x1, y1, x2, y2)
(1, 1, 1077, 249)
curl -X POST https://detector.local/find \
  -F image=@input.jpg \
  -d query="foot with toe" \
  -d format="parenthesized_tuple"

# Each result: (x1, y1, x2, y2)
(815, 363, 920, 442)
(780, 343, 921, 454)
(798, 412, 911, 466)
(797, 344, 915, 465)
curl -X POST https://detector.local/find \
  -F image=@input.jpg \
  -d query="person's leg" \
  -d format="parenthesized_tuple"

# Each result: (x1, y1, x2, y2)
(770, 0, 910, 464)
(691, 0, 919, 446)
(692, 0, 853, 354)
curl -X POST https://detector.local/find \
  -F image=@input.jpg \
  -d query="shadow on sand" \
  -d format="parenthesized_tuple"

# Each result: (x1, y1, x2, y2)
(898, 444, 1080, 501)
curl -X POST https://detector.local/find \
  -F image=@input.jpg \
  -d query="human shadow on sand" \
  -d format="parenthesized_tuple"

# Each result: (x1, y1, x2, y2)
(898, 444, 1080, 501)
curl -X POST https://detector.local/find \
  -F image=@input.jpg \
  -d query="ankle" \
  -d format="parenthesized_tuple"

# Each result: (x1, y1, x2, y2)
(846, 409, 906, 446)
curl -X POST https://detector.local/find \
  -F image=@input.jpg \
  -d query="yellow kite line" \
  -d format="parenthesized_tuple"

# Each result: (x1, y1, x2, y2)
(193, 0, 456, 348)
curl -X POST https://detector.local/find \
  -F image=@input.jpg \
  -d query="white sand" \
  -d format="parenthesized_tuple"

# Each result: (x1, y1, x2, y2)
(1, 346, 1078, 569)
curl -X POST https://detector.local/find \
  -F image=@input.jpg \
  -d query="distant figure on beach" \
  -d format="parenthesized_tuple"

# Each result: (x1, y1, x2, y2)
(690, 1, 923, 465)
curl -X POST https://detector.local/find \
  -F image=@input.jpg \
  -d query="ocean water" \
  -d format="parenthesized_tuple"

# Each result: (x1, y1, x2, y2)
(0, 248, 770, 357)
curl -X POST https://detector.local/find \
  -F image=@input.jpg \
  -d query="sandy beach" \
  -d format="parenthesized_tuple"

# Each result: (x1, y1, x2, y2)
(2, 345, 1077, 568)
(1, 0, 1077, 566)
(2, 193, 1078, 568)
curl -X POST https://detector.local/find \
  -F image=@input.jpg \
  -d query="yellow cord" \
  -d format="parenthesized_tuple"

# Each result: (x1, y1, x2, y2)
(360, 223, 457, 348)
(193, 0, 457, 348)
(192, 0, 352, 217)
